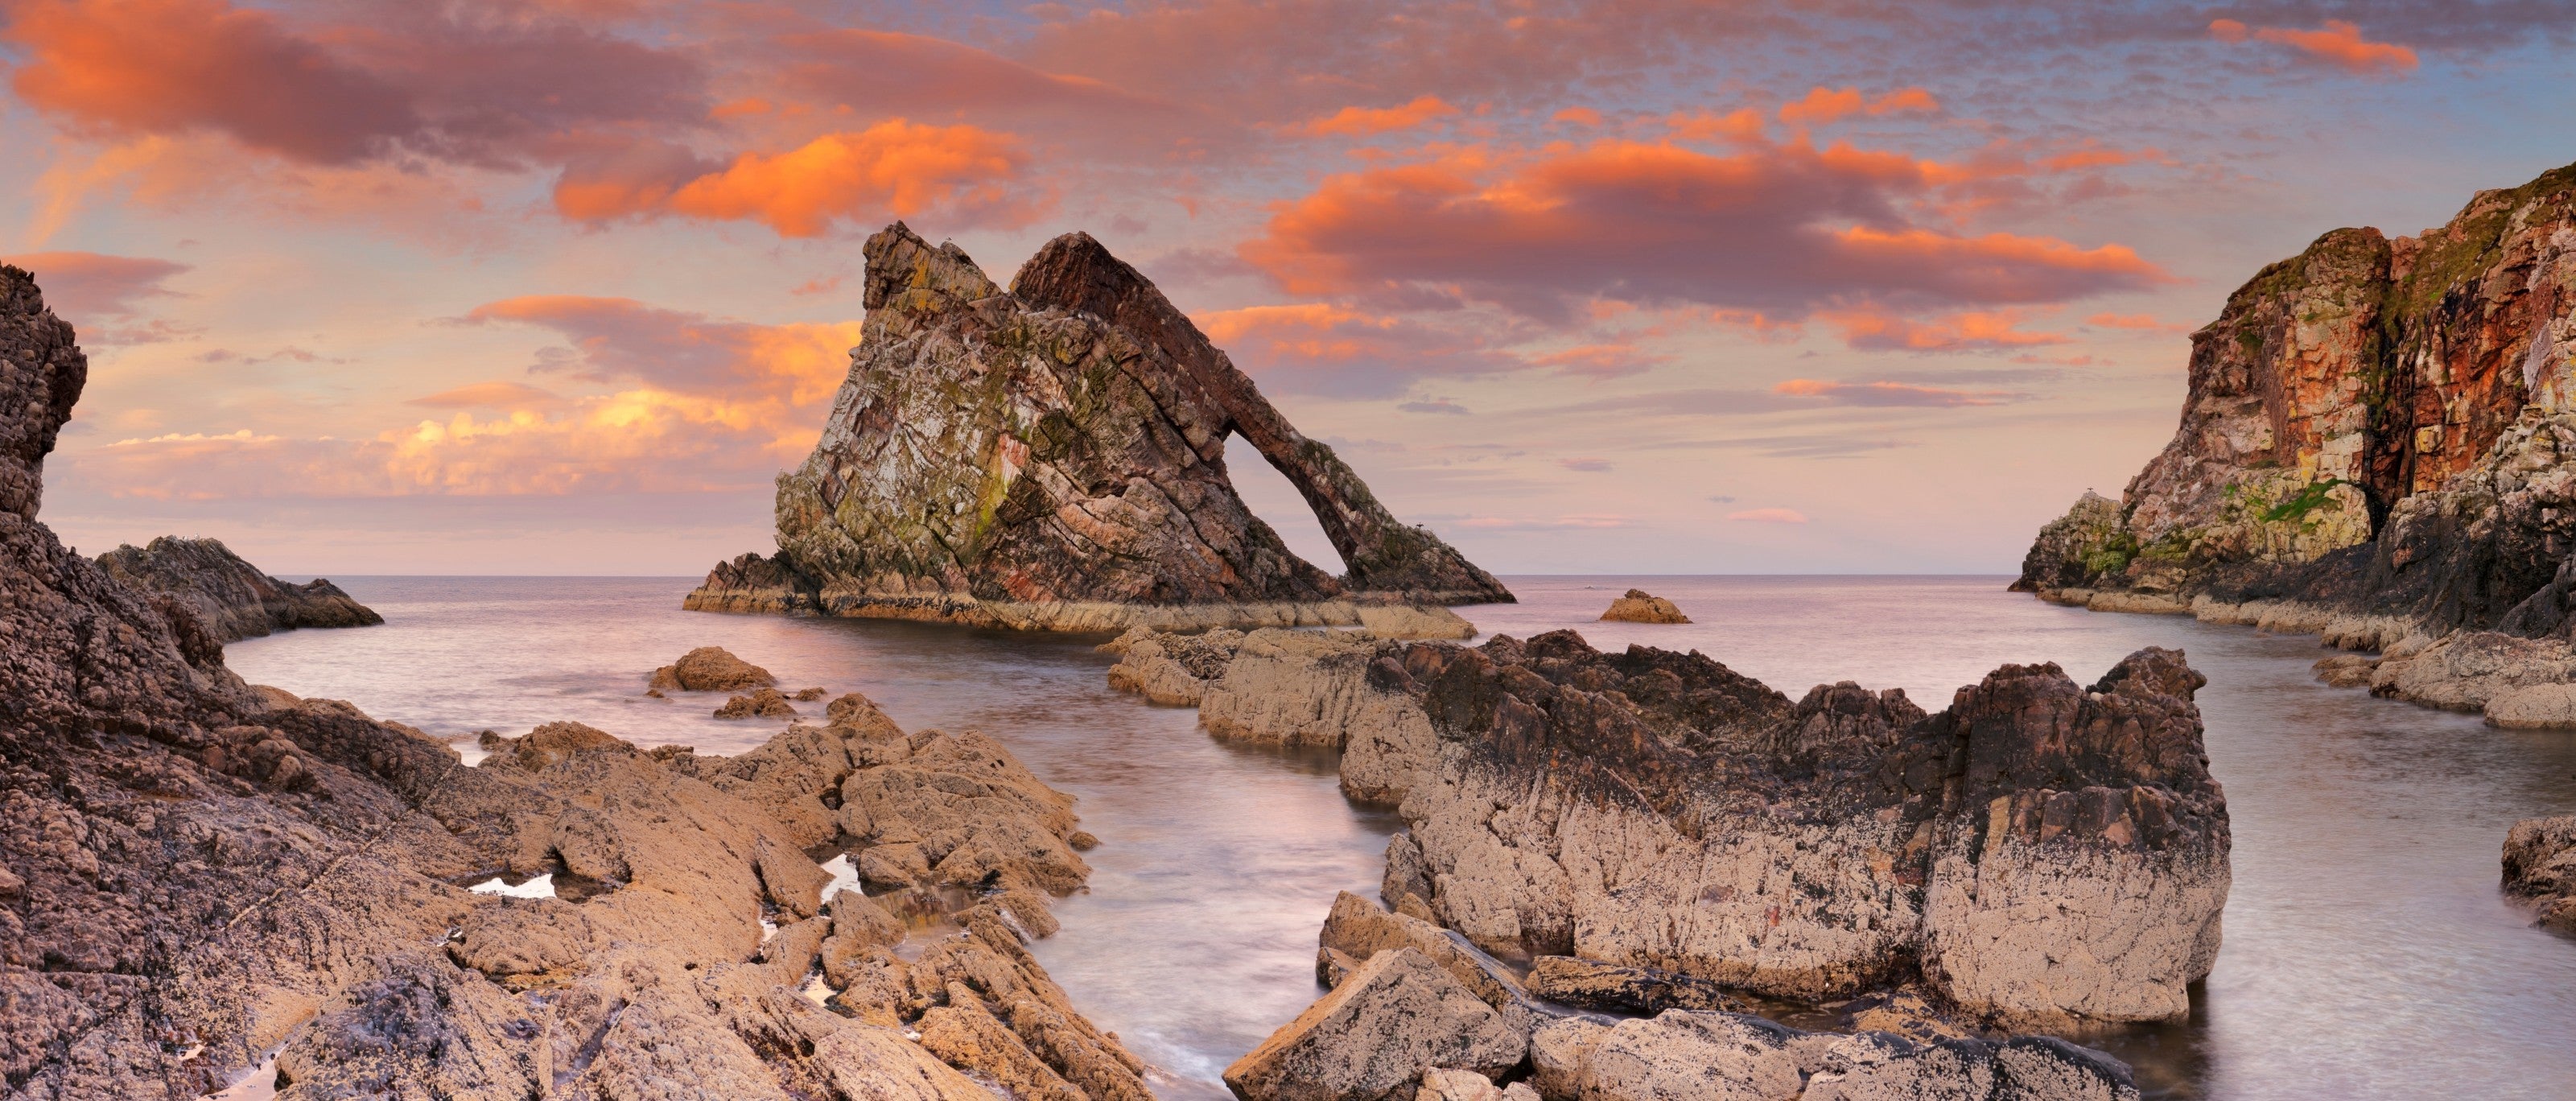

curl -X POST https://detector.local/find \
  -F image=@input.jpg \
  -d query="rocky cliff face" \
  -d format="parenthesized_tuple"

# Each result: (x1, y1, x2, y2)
(688, 222, 1510, 630)
(0, 262, 1144, 1100)
(94, 536, 381, 643)
(2020, 163, 2576, 601)
(1107, 625, 2229, 1031)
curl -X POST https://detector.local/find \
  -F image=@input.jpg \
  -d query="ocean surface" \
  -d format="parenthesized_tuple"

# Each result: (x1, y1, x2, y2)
(226, 575, 2576, 1100)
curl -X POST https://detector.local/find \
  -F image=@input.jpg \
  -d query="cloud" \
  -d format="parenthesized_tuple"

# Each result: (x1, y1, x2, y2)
(2087, 311, 2191, 333)
(1727, 507, 1807, 523)
(0, 250, 188, 318)
(552, 120, 1045, 237)
(1398, 399, 1469, 414)
(1778, 86, 1940, 126)
(1288, 96, 1460, 138)
(1708, 494, 1737, 503)
(1193, 303, 1522, 398)
(1239, 137, 2170, 324)
(775, 28, 1207, 151)
(1553, 107, 1604, 127)
(1824, 308, 2069, 351)
(1456, 513, 1638, 531)
(1771, 379, 2029, 406)
(458, 296, 863, 406)
(1560, 457, 1614, 472)
(1523, 342, 1670, 377)
(409, 381, 565, 409)
(2210, 19, 2418, 76)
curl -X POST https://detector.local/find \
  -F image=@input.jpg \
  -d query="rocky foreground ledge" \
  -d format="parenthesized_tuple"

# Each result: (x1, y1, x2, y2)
(94, 534, 381, 644)
(1107, 625, 2227, 1098)
(685, 222, 1510, 633)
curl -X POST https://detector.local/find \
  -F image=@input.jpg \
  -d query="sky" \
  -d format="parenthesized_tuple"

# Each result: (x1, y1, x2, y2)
(2, 0, 2570, 576)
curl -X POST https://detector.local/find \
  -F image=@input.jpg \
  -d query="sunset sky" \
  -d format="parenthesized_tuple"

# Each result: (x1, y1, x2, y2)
(4, 0, 2569, 575)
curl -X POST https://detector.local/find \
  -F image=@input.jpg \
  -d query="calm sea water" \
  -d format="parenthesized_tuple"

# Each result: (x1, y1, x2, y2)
(226, 575, 2576, 1100)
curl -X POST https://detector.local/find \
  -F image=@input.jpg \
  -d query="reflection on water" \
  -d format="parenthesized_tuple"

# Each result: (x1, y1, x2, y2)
(229, 575, 2576, 1100)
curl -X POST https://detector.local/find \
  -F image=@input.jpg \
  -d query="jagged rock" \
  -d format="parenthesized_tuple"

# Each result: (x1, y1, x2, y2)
(1223, 948, 1527, 1101)
(476, 720, 632, 771)
(2504, 815, 2576, 933)
(1193, 629, 1444, 804)
(94, 535, 382, 643)
(685, 222, 1508, 631)
(715, 687, 799, 719)
(1525, 955, 1749, 1016)
(1316, 891, 1545, 1033)
(1224, 629, 2226, 1027)
(649, 645, 777, 692)
(1599, 588, 1690, 624)
(1415, 1068, 1538, 1101)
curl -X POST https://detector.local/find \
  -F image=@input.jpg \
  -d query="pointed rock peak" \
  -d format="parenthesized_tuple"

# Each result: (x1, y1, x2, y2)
(1012, 230, 1152, 318)
(1, 262, 89, 519)
(861, 221, 1000, 311)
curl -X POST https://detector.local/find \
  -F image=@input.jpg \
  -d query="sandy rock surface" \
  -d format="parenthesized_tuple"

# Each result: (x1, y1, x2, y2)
(1599, 588, 1690, 624)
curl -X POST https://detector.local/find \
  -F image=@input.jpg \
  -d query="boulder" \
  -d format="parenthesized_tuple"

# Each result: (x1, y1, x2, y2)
(2504, 815, 2576, 933)
(1599, 589, 1690, 624)
(716, 687, 800, 719)
(650, 645, 777, 692)
(685, 223, 1510, 630)
(95, 535, 383, 642)
(1225, 948, 1526, 1101)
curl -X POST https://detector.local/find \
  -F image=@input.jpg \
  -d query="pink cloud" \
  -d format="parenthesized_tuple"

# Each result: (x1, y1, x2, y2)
(1193, 303, 1522, 398)
(0, 250, 188, 319)
(1778, 85, 1941, 126)
(1727, 507, 1807, 523)
(1771, 379, 2027, 407)
(2210, 19, 2418, 76)
(1288, 96, 1461, 138)
(552, 120, 1045, 237)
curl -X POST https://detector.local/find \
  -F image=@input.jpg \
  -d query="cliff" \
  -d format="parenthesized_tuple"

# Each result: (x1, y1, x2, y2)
(686, 223, 1511, 632)
(95, 535, 382, 643)
(2017, 163, 2576, 723)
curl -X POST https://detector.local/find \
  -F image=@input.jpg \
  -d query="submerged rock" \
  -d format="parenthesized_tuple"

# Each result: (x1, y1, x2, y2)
(686, 222, 1508, 631)
(1599, 588, 1690, 624)
(95, 534, 382, 643)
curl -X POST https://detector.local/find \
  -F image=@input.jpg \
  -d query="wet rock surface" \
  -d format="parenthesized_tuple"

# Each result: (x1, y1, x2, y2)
(686, 221, 1508, 630)
(93, 535, 382, 644)
(0, 265, 1143, 1099)
(2010, 163, 2576, 728)
(1599, 589, 1690, 625)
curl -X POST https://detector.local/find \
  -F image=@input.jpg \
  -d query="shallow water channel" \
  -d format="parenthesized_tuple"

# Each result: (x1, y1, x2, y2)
(229, 575, 2576, 1099)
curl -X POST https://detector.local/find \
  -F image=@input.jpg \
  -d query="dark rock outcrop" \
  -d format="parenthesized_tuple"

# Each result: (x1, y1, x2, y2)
(686, 223, 1510, 631)
(2011, 163, 2576, 725)
(2504, 815, 2576, 934)
(0, 262, 1139, 1100)
(93, 535, 381, 643)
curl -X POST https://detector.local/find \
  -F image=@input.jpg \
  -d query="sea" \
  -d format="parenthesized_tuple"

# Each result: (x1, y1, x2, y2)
(225, 575, 2576, 1100)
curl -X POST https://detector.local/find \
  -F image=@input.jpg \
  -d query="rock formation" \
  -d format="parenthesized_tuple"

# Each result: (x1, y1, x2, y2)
(649, 645, 777, 692)
(93, 535, 381, 643)
(1115, 625, 2228, 1031)
(686, 223, 1511, 631)
(2504, 814, 2576, 934)
(0, 262, 1144, 1099)
(1600, 588, 1690, 624)
(2009, 163, 2576, 726)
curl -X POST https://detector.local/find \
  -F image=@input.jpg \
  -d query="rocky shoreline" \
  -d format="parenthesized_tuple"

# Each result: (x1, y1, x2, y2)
(1108, 622, 2227, 1098)
(683, 223, 1511, 635)
(93, 535, 381, 644)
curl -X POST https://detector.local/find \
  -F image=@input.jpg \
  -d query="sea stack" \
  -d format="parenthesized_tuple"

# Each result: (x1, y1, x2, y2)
(1601, 588, 1690, 623)
(2012, 162, 2576, 727)
(686, 223, 1510, 633)
(95, 535, 382, 643)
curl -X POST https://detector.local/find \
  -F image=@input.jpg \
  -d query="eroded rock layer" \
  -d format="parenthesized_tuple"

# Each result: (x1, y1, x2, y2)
(1111, 625, 2229, 1031)
(93, 535, 381, 643)
(0, 262, 1140, 1100)
(686, 222, 1509, 630)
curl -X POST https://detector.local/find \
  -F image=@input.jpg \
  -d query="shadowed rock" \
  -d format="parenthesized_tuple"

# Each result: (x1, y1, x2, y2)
(687, 223, 1509, 631)
(93, 536, 382, 644)
(2505, 815, 2576, 934)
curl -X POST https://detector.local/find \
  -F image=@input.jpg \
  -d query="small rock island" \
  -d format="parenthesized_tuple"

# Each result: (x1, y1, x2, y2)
(1599, 588, 1690, 623)
(95, 534, 381, 643)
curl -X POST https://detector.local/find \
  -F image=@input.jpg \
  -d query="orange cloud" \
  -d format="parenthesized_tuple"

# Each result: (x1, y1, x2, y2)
(1289, 96, 1460, 138)
(0, 250, 188, 318)
(408, 381, 564, 409)
(2087, 312, 2191, 333)
(1194, 302, 1519, 397)
(553, 119, 1043, 237)
(1665, 108, 1766, 143)
(1727, 508, 1807, 523)
(1523, 343, 1668, 377)
(1778, 86, 1942, 126)
(2210, 19, 2417, 76)
(1553, 107, 1604, 127)
(1823, 307, 2071, 352)
(1241, 137, 2169, 322)
(461, 295, 864, 406)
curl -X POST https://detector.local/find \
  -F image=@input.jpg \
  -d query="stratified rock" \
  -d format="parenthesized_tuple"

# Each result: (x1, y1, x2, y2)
(1223, 948, 1526, 1101)
(1315, 891, 1546, 1033)
(1525, 955, 1748, 1016)
(2008, 163, 2576, 726)
(2504, 815, 2576, 933)
(476, 720, 631, 771)
(95, 535, 382, 643)
(1599, 589, 1690, 624)
(649, 645, 777, 692)
(686, 222, 1508, 631)
(715, 687, 799, 719)
(1223, 629, 2226, 1028)
(1195, 629, 1442, 805)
